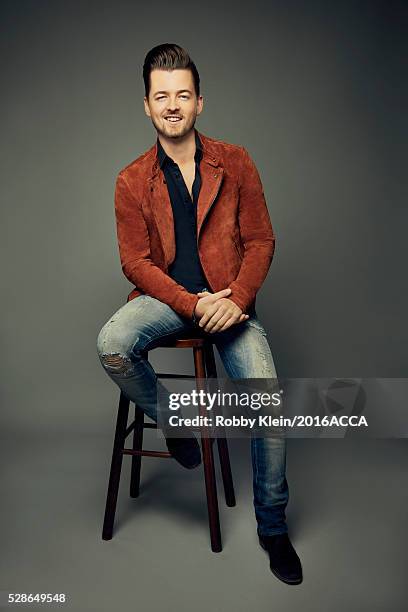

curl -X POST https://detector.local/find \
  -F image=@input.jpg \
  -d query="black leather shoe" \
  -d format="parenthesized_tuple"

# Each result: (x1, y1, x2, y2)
(165, 432, 202, 469)
(258, 532, 303, 585)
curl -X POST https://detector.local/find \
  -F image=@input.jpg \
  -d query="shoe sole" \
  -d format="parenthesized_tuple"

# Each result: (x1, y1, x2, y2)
(259, 538, 303, 585)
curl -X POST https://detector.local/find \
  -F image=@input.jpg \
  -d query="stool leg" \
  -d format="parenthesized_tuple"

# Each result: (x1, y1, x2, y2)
(216, 439, 236, 507)
(194, 346, 222, 553)
(102, 391, 130, 540)
(130, 404, 144, 498)
(129, 349, 148, 498)
(204, 345, 236, 508)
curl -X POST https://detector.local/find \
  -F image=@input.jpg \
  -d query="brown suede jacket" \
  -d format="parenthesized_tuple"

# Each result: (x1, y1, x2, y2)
(114, 129, 275, 320)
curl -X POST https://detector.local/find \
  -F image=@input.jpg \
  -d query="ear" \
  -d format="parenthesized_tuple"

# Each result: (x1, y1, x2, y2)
(197, 95, 204, 116)
(143, 97, 151, 117)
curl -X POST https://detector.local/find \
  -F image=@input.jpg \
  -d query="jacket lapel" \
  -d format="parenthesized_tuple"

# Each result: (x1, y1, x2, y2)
(147, 170, 176, 265)
(196, 160, 224, 239)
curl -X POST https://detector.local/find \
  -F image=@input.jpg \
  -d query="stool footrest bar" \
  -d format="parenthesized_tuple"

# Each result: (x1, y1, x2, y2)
(123, 449, 172, 458)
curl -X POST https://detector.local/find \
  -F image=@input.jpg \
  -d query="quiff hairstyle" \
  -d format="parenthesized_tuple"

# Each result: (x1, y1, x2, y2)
(143, 43, 200, 99)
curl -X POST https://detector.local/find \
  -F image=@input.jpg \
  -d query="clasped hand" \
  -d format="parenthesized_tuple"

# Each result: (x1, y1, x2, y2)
(194, 287, 249, 333)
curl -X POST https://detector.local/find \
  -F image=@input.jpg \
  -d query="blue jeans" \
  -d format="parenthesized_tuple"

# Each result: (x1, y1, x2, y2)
(96, 294, 289, 536)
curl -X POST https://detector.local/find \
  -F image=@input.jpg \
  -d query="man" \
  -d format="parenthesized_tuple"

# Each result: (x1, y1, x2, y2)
(97, 43, 302, 585)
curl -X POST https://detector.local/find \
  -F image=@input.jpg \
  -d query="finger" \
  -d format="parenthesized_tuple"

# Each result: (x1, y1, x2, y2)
(218, 311, 245, 332)
(208, 313, 231, 333)
(197, 291, 210, 297)
(203, 306, 227, 331)
(212, 288, 232, 299)
(198, 304, 221, 327)
(218, 317, 235, 333)
(204, 310, 227, 333)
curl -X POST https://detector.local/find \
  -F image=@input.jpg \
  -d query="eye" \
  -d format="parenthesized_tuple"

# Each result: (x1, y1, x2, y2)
(180, 95, 189, 100)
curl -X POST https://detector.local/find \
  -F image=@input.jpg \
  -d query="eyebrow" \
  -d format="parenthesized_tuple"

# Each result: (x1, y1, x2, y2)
(153, 89, 193, 96)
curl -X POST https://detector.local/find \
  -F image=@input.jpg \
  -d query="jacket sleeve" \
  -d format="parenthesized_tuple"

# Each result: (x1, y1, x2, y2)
(114, 172, 199, 319)
(228, 147, 276, 312)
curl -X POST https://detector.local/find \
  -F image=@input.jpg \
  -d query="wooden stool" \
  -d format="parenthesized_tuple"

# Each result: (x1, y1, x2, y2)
(102, 334, 236, 552)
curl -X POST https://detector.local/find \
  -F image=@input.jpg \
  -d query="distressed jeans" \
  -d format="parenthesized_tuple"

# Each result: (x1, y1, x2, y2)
(96, 294, 289, 536)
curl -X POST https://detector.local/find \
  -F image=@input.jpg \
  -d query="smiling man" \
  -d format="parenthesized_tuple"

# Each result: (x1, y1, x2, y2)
(96, 43, 302, 585)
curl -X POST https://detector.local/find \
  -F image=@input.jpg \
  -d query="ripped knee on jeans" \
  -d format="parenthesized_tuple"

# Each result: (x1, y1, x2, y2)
(100, 352, 134, 376)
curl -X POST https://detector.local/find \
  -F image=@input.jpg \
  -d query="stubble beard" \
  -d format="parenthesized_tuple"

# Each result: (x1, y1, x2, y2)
(152, 112, 197, 140)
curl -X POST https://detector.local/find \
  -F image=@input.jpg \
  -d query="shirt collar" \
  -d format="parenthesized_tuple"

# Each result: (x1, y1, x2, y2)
(157, 129, 203, 168)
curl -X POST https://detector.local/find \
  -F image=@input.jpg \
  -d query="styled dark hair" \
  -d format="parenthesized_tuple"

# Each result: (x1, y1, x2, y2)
(143, 43, 200, 99)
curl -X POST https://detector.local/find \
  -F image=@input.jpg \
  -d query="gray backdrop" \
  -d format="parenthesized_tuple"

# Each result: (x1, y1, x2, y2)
(1, 1, 407, 611)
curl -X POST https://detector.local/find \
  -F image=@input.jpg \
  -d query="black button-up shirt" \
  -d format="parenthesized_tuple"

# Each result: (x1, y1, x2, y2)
(157, 129, 209, 293)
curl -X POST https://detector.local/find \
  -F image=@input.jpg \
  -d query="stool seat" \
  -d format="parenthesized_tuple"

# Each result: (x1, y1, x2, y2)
(164, 336, 207, 348)
(157, 327, 213, 349)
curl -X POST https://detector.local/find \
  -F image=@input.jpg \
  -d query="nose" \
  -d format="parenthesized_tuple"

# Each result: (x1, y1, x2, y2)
(167, 97, 180, 111)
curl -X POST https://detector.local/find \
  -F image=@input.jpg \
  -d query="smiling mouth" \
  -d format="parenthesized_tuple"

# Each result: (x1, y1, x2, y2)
(165, 116, 183, 123)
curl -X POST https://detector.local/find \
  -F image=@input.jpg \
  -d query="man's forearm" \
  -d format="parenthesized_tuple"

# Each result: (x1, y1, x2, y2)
(228, 146, 275, 312)
(229, 240, 274, 312)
